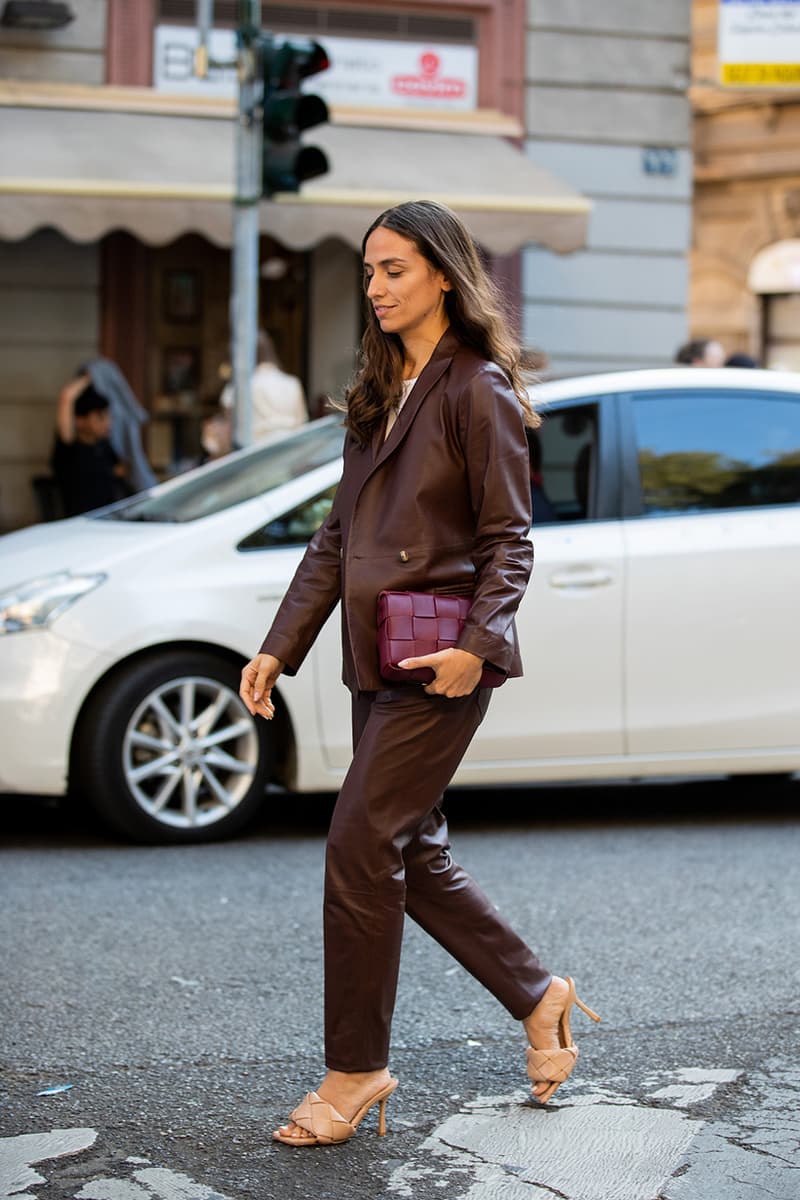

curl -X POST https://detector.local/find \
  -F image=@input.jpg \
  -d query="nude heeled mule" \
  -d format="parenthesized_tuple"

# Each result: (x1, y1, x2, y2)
(272, 1079, 399, 1147)
(526, 977, 600, 1106)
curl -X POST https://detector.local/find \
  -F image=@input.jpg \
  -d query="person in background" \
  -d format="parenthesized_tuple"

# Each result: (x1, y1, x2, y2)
(222, 331, 307, 440)
(198, 409, 237, 465)
(725, 352, 759, 368)
(674, 338, 726, 367)
(83, 359, 157, 494)
(52, 376, 128, 516)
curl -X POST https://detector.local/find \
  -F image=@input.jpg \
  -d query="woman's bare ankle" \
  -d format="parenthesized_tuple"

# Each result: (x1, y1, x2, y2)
(325, 1066, 391, 1079)
(320, 1067, 392, 1098)
(522, 976, 568, 1044)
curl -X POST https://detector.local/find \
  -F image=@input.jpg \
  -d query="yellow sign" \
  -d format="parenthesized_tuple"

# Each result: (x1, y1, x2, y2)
(718, 0, 800, 89)
(721, 63, 800, 86)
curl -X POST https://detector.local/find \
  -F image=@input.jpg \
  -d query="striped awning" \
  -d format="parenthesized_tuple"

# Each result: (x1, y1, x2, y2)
(0, 99, 590, 255)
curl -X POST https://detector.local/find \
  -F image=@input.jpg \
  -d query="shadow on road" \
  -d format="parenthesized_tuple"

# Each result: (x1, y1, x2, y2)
(444, 774, 799, 829)
(0, 773, 796, 850)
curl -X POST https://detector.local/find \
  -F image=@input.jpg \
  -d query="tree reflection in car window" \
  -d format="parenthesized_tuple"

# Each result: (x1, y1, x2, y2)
(631, 391, 800, 515)
(529, 403, 598, 523)
(238, 484, 338, 550)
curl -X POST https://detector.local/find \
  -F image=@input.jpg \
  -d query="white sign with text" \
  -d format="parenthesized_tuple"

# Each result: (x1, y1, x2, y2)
(718, 0, 800, 86)
(153, 26, 478, 110)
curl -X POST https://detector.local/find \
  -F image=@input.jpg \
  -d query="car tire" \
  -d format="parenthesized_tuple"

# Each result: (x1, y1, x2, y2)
(74, 650, 274, 844)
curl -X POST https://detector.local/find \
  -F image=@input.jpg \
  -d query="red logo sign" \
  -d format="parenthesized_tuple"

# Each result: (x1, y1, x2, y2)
(391, 52, 466, 100)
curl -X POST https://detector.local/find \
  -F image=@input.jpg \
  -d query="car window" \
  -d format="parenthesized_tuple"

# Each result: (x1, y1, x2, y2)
(529, 403, 599, 523)
(100, 418, 345, 523)
(630, 390, 800, 515)
(238, 484, 338, 550)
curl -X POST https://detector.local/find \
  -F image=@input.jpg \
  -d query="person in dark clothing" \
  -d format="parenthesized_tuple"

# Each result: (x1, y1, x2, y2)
(725, 352, 759, 368)
(51, 374, 128, 516)
(240, 200, 601, 1148)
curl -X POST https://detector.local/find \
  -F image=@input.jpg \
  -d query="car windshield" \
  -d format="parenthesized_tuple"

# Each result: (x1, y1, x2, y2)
(100, 418, 345, 524)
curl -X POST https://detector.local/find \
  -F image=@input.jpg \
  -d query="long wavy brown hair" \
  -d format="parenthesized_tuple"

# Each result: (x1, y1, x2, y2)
(336, 201, 539, 445)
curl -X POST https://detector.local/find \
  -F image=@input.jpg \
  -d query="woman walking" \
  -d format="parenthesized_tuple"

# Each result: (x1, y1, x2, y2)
(239, 200, 599, 1147)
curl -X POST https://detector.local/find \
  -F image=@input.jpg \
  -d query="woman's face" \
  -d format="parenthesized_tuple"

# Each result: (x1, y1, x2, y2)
(363, 226, 451, 346)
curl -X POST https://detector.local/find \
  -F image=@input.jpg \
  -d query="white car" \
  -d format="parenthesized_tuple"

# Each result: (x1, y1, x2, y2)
(1, 368, 798, 843)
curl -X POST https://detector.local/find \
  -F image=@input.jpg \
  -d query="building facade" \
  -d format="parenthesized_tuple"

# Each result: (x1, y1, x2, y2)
(0, 0, 693, 530)
(522, 0, 693, 376)
(690, 0, 800, 370)
(1, 3, 107, 533)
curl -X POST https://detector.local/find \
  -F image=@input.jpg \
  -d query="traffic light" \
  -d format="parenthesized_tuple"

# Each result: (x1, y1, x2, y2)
(261, 38, 330, 197)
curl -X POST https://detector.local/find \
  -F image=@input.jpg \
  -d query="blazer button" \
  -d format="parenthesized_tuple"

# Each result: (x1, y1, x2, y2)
(399, 550, 409, 562)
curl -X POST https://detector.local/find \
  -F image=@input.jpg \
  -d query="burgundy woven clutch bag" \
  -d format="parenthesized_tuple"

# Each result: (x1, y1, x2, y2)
(376, 590, 506, 688)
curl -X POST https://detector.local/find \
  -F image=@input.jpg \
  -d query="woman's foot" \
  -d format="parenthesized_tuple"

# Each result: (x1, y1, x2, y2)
(274, 1067, 394, 1142)
(522, 976, 570, 1099)
(523, 975, 601, 1104)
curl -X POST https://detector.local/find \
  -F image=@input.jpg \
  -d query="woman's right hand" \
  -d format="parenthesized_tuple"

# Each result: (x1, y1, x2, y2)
(240, 653, 284, 720)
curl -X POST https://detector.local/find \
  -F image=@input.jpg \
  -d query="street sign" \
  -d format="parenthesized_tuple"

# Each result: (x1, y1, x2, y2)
(642, 147, 678, 176)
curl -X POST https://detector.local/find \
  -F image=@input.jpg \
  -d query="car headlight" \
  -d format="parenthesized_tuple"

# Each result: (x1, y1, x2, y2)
(0, 571, 106, 635)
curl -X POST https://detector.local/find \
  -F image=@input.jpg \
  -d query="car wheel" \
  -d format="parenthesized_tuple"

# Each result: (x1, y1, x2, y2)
(75, 650, 274, 844)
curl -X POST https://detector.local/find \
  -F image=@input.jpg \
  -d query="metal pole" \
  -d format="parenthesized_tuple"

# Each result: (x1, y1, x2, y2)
(231, 1, 263, 447)
(194, 0, 214, 76)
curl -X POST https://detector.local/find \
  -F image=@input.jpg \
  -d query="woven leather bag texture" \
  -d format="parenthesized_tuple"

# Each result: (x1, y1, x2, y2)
(376, 590, 506, 688)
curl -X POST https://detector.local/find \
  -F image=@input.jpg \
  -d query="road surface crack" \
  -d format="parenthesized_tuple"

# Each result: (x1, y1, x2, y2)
(724, 1134, 799, 1168)
(730, 1178, 796, 1198)
(436, 1135, 570, 1198)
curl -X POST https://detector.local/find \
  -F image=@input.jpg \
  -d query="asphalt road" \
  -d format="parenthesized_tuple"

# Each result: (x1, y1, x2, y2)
(1, 779, 799, 1200)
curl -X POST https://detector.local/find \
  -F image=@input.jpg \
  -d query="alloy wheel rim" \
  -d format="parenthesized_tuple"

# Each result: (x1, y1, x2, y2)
(122, 676, 259, 828)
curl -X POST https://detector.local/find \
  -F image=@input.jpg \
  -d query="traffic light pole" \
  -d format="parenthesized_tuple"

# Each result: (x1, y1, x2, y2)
(230, 1, 263, 447)
(196, 4, 330, 446)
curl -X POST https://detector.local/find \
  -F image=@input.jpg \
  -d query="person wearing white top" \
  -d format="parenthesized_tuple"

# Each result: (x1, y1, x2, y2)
(222, 330, 307, 440)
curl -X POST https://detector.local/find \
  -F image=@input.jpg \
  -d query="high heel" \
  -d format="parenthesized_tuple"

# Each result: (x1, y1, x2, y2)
(526, 976, 600, 1106)
(272, 1078, 399, 1146)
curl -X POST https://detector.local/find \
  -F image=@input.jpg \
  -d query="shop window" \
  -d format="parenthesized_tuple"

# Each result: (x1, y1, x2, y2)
(158, 3, 475, 41)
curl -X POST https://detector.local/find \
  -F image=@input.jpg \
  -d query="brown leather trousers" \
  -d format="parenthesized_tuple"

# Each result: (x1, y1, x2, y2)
(324, 685, 552, 1072)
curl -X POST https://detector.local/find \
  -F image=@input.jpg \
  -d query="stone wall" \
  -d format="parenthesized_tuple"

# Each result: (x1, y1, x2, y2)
(690, 0, 800, 358)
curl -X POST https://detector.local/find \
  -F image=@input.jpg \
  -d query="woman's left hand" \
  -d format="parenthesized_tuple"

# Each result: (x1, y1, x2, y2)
(398, 647, 484, 697)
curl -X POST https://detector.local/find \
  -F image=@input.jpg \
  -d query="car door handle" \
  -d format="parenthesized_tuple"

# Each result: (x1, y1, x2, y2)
(549, 566, 614, 590)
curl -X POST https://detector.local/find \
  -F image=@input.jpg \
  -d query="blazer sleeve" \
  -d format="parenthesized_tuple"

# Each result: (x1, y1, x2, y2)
(258, 463, 344, 675)
(455, 364, 533, 670)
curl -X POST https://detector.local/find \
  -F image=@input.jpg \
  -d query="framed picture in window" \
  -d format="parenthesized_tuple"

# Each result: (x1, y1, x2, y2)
(163, 269, 201, 323)
(161, 347, 200, 397)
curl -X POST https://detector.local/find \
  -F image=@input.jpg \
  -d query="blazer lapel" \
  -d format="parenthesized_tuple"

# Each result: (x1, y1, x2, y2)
(369, 328, 459, 473)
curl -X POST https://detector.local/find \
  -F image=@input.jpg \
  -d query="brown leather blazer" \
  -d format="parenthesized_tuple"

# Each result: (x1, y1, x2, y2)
(260, 328, 533, 693)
